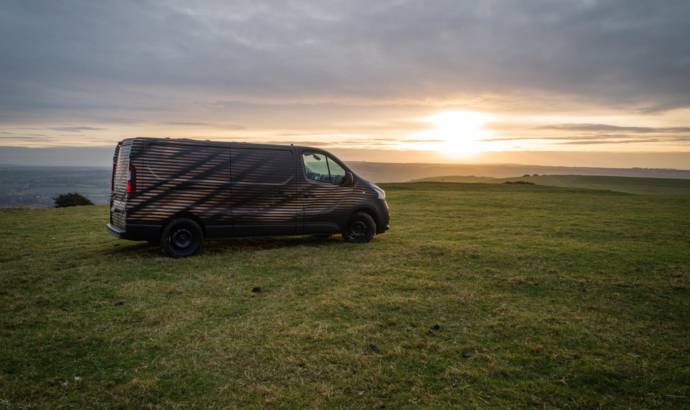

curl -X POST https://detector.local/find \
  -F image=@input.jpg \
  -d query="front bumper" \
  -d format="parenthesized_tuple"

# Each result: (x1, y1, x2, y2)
(376, 200, 391, 234)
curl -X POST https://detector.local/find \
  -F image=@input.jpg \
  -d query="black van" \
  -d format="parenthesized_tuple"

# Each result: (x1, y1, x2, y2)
(107, 137, 390, 257)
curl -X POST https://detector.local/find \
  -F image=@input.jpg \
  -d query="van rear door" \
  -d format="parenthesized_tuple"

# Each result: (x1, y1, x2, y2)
(229, 146, 300, 236)
(110, 140, 132, 230)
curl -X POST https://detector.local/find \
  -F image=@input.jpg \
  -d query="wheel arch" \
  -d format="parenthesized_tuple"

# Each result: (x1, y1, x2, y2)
(164, 211, 206, 235)
(349, 206, 379, 228)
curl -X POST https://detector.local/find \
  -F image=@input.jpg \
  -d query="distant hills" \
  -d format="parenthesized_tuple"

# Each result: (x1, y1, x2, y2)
(348, 162, 690, 195)
(347, 161, 690, 182)
(348, 161, 690, 182)
(413, 174, 690, 196)
(2, 162, 690, 207)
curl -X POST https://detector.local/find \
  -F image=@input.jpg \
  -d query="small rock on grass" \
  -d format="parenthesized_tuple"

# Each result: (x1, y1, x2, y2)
(367, 343, 380, 353)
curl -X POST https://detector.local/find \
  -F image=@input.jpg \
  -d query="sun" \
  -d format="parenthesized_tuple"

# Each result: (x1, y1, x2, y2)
(425, 111, 492, 157)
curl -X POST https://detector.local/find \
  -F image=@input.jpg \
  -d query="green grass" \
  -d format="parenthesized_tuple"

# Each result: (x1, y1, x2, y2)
(1, 182, 689, 408)
(417, 174, 690, 195)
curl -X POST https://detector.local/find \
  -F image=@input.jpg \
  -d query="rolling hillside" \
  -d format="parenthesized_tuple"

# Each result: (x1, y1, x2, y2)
(416, 174, 690, 195)
(1, 183, 689, 407)
(348, 161, 690, 183)
(2, 164, 690, 207)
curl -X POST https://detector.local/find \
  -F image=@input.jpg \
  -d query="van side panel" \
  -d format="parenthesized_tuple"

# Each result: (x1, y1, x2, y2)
(230, 147, 301, 235)
(125, 140, 231, 234)
(299, 178, 378, 233)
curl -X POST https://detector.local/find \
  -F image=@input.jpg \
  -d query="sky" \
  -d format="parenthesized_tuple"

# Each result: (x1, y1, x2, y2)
(1, 0, 690, 168)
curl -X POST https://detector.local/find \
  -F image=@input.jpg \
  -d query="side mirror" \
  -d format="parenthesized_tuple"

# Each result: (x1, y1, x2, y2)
(341, 172, 354, 187)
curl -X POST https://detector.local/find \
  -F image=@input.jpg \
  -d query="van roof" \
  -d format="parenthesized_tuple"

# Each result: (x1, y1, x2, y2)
(120, 137, 323, 153)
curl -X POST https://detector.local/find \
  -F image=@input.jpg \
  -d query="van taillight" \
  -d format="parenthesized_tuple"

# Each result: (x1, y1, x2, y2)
(111, 163, 116, 191)
(127, 164, 136, 194)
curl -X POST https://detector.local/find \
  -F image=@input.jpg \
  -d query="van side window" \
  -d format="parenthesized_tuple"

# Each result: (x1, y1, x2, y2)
(327, 157, 346, 185)
(303, 153, 330, 183)
(302, 152, 346, 185)
(231, 148, 294, 184)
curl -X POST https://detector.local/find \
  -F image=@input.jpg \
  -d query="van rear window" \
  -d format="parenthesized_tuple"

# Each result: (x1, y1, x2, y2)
(230, 148, 294, 184)
(113, 143, 131, 192)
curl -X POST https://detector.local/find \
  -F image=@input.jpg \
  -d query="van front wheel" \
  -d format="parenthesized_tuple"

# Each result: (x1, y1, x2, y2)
(160, 218, 203, 258)
(343, 212, 376, 243)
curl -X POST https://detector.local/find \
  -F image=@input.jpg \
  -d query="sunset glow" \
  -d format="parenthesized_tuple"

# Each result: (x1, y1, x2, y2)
(398, 111, 494, 158)
(429, 111, 492, 157)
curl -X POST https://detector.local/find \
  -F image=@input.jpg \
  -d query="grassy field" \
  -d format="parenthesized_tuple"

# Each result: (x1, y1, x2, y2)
(416, 174, 690, 196)
(1, 182, 689, 408)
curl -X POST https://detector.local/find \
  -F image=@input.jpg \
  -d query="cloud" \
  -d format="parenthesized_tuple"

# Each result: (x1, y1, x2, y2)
(1, 131, 47, 136)
(162, 122, 245, 129)
(485, 121, 690, 146)
(399, 138, 446, 144)
(263, 137, 402, 147)
(0, 132, 57, 143)
(487, 133, 690, 142)
(2, 0, 690, 125)
(560, 138, 662, 145)
(539, 124, 690, 133)
(264, 140, 330, 147)
(48, 126, 104, 132)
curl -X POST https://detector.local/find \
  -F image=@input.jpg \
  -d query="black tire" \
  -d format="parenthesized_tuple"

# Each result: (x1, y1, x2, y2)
(160, 218, 203, 258)
(343, 212, 376, 243)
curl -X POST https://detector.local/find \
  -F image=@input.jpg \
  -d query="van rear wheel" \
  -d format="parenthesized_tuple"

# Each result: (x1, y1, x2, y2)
(160, 218, 203, 258)
(343, 212, 376, 243)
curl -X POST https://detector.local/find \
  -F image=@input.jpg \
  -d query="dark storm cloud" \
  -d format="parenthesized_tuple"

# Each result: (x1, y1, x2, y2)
(1, 0, 690, 121)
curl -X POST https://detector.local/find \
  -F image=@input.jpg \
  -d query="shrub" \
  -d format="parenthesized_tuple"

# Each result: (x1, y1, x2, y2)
(53, 193, 94, 208)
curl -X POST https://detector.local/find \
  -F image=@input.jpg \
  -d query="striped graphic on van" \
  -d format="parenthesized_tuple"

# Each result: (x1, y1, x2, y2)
(110, 137, 381, 237)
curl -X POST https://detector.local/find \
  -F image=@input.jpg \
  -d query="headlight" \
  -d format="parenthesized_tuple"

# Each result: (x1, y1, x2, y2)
(371, 184, 385, 199)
